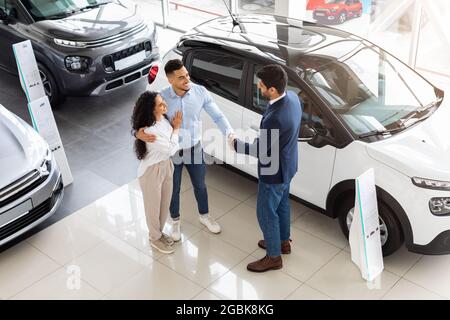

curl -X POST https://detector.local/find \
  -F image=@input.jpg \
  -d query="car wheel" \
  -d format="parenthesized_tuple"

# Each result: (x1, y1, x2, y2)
(357, 9, 362, 17)
(339, 12, 346, 24)
(37, 63, 64, 106)
(337, 195, 404, 256)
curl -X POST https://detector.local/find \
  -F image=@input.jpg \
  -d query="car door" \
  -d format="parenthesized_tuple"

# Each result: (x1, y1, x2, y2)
(0, 0, 27, 72)
(185, 49, 245, 164)
(241, 63, 338, 209)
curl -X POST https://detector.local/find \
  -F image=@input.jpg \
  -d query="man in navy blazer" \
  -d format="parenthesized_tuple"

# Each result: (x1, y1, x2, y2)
(230, 65, 302, 272)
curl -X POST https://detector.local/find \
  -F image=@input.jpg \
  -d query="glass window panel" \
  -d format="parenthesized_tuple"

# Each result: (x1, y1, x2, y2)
(238, 0, 275, 15)
(167, 0, 231, 31)
(416, 1, 450, 77)
(131, 0, 163, 25)
(190, 50, 243, 103)
(367, 0, 414, 64)
(305, 45, 440, 136)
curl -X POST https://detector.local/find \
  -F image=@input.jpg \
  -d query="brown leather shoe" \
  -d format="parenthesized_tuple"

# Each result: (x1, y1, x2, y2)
(247, 255, 282, 273)
(257, 239, 292, 254)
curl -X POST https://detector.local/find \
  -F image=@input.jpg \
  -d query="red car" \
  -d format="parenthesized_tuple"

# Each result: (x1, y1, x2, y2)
(312, 0, 363, 24)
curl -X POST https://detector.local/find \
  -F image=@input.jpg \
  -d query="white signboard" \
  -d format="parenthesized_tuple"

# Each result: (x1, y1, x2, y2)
(349, 168, 384, 281)
(12, 41, 46, 102)
(13, 40, 73, 186)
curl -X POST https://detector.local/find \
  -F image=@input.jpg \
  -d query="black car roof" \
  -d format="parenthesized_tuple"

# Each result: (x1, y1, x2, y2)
(179, 14, 369, 73)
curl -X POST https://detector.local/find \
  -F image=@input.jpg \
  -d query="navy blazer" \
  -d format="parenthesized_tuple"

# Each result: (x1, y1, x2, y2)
(234, 91, 302, 184)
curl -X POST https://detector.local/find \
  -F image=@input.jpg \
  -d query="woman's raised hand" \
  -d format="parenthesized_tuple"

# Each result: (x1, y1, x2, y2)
(171, 111, 183, 129)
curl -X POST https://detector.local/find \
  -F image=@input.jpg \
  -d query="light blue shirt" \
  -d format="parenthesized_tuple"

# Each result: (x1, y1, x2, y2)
(160, 83, 234, 149)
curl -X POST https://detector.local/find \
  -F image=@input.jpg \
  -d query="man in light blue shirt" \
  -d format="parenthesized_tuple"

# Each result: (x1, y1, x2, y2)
(136, 59, 234, 241)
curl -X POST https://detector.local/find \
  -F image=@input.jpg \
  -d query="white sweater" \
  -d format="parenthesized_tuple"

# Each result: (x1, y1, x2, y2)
(137, 117, 180, 177)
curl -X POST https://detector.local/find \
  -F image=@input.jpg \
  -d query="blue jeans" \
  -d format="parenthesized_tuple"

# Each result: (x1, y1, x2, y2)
(256, 181, 291, 257)
(170, 143, 209, 219)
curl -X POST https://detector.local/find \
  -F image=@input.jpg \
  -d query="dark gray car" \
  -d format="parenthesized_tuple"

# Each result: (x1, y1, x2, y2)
(0, 0, 159, 105)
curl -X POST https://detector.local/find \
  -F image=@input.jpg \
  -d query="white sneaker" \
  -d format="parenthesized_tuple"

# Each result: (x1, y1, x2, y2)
(199, 214, 221, 234)
(171, 219, 181, 242)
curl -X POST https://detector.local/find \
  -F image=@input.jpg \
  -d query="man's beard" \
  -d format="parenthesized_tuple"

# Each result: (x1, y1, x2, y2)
(261, 91, 270, 99)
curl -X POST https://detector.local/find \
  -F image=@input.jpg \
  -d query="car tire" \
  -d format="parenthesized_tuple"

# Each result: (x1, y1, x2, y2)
(338, 12, 346, 24)
(337, 194, 404, 256)
(37, 63, 65, 107)
(356, 9, 362, 17)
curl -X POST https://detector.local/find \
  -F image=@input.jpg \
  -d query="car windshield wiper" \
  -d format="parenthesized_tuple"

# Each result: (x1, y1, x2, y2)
(46, 10, 78, 19)
(399, 97, 443, 127)
(358, 127, 405, 139)
(360, 96, 443, 139)
(80, 2, 108, 11)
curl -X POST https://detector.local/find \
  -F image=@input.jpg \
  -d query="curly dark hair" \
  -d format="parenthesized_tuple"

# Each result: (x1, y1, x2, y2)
(131, 91, 166, 160)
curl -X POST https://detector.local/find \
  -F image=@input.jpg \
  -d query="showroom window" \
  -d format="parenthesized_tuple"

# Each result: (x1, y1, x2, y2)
(168, 0, 231, 31)
(238, 0, 275, 15)
(415, 0, 450, 77)
(132, 0, 164, 25)
(139, 0, 450, 80)
(189, 50, 244, 103)
(368, 0, 450, 78)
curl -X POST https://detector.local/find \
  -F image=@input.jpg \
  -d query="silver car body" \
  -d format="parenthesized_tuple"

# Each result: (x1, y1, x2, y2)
(0, 104, 63, 246)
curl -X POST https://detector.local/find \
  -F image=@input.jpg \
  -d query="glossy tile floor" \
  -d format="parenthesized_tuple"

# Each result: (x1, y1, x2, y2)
(1, 163, 449, 300)
(2, 27, 450, 301)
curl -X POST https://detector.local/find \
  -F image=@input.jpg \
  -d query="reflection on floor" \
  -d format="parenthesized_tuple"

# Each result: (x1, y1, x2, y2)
(0, 164, 448, 300)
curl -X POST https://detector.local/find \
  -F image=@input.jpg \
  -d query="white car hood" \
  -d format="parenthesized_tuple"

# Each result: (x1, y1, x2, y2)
(0, 105, 48, 188)
(366, 101, 450, 181)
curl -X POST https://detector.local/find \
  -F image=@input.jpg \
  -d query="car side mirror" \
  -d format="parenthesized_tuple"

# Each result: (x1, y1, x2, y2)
(0, 7, 15, 24)
(0, 8, 7, 21)
(298, 124, 318, 142)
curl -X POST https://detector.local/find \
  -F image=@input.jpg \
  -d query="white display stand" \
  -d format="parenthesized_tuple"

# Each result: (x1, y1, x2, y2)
(349, 168, 384, 282)
(13, 40, 73, 186)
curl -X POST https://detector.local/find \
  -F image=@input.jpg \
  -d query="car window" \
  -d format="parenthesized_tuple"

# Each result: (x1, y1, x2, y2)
(252, 65, 301, 114)
(305, 45, 439, 136)
(189, 50, 244, 104)
(300, 90, 337, 141)
(19, 0, 110, 21)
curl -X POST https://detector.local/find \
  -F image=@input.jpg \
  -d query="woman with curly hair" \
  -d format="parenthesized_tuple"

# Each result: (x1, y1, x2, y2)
(131, 91, 182, 254)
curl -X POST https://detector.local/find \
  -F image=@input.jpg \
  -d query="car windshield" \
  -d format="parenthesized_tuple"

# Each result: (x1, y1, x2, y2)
(304, 43, 443, 137)
(325, 0, 346, 4)
(20, 0, 111, 21)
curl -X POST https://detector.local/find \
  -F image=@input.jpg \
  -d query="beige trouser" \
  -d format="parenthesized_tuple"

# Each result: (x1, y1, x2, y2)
(138, 159, 174, 241)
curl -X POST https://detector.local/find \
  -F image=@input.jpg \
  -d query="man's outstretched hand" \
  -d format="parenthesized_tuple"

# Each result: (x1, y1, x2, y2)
(136, 127, 157, 143)
(227, 133, 237, 151)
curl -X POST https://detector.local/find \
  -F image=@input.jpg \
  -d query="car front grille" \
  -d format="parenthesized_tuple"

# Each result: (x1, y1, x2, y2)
(102, 41, 152, 72)
(80, 23, 148, 48)
(0, 170, 47, 208)
(0, 198, 50, 241)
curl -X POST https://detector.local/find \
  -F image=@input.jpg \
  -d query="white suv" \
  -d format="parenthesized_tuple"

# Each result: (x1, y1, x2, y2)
(148, 15, 450, 256)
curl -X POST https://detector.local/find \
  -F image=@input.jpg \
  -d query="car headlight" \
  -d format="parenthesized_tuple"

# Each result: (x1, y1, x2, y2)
(54, 38, 87, 48)
(412, 177, 450, 191)
(39, 149, 52, 178)
(429, 197, 450, 216)
(65, 56, 90, 72)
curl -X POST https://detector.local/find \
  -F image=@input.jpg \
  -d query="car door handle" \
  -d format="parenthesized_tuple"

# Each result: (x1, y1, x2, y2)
(250, 124, 260, 132)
